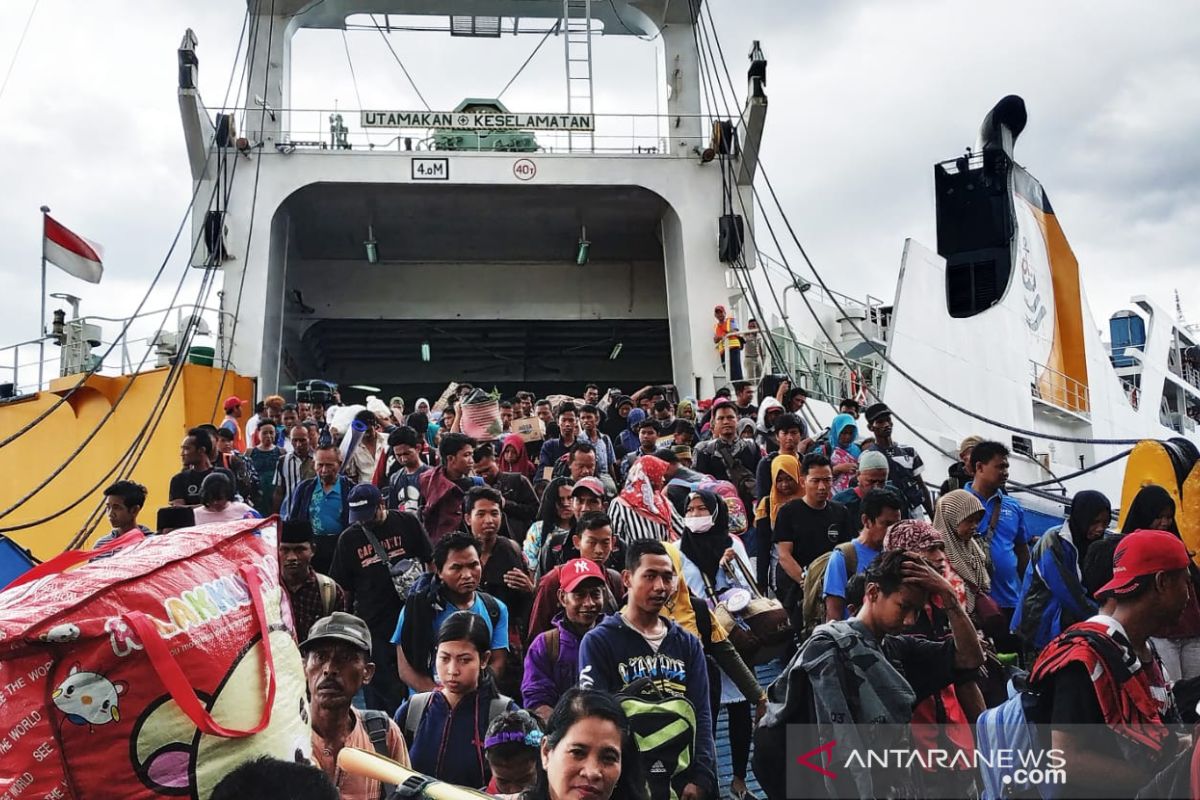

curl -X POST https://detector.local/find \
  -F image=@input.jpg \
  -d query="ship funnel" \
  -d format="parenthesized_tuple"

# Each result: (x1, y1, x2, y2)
(976, 94, 1027, 158)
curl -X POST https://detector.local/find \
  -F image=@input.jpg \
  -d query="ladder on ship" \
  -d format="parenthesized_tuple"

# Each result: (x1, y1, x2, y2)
(562, 0, 595, 152)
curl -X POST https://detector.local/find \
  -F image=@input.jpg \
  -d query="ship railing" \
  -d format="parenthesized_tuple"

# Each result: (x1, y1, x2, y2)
(712, 329, 881, 408)
(758, 255, 890, 342)
(222, 108, 718, 156)
(1029, 359, 1091, 416)
(0, 305, 235, 399)
(1166, 356, 1200, 391)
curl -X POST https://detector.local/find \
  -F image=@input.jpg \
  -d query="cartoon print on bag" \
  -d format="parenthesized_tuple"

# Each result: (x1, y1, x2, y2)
(41, 623, 81, 643)
(52, 663, 127, 731)
(130, 627, 311, 799)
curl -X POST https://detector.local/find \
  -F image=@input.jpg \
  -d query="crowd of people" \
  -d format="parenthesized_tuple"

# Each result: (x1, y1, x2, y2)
(93, 377, 1200, 800)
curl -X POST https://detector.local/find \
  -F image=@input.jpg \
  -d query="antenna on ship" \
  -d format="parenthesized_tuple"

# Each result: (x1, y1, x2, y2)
(1178, 289, 1200, 336)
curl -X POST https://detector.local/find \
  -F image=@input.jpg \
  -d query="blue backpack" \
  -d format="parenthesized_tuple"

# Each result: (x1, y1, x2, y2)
(975, 671, 1048, 799)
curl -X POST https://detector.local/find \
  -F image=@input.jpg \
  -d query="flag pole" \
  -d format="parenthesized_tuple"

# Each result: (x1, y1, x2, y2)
(38, 205, 50, 391)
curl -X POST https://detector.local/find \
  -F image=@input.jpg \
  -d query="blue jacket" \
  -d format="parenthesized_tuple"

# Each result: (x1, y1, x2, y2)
(577, 612, 716, 794)
(283, 475, 353, 533)
(1012, 526, 1097, 650)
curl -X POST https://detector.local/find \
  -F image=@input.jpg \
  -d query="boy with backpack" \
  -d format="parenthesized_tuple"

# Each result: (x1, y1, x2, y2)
(754, 550, 985, 799)
(977, 529, 1190, 799)
(813, 488, 903, 626)
(578, 538, 716, 800)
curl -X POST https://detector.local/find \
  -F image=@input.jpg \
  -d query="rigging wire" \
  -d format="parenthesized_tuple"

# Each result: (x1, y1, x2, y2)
(695, 0, 1144, 448)
(497, 21, 559, 100)
(0, 5, 254, 451)
(208, 0, 277, 421)
(0, 8, 260, 534)
(72, 6, 273, 540)
(687, 3, 820, 433)
(0, 0, 39, 106)
(689, 1, 959, 476)
(341, 29, 371, 144)
(692, 5, 1135, 512)
(370, 13, 431, 111)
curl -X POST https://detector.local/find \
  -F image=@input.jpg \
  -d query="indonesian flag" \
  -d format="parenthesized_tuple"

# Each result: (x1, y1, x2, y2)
(43, 214, 104, 284)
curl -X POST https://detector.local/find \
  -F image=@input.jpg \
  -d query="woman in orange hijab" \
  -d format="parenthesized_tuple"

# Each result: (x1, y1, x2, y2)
(751, 454, 801, 591)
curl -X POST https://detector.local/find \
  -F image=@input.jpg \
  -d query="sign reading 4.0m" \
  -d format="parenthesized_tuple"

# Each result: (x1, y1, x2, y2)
(411, 158, 449, 181)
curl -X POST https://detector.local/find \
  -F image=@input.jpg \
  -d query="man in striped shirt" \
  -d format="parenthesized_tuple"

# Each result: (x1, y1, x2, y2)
(273, 424, 316, 514)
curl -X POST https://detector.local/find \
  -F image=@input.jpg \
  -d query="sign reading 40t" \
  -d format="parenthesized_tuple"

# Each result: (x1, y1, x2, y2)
(362, 110, 594, 131)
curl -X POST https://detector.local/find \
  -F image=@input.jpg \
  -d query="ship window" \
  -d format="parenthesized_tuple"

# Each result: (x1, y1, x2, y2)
(946, 256, 1002, 318)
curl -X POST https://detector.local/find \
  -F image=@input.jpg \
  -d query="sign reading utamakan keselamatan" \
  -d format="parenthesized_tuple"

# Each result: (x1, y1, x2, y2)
(361, 110, 594, 131)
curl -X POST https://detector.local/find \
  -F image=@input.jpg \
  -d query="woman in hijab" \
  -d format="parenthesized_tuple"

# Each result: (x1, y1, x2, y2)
(607, 456, 683, 542)
(676, 398, 697, 423)
(1011, 490, 1110, 650)
(677, 490, 764, 800)
(601, 395, 634, 449)
(825, 413, 861, 494)
(1082, 484, 1177, 599)
(752, 454, 801, 591)
(617, 408, 646, 458)
(932, 489, 989, 616)
(500, 433, 536, 480)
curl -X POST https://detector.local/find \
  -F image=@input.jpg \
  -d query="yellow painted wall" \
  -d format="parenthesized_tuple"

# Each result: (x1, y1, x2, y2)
(0, 365, 254, 560)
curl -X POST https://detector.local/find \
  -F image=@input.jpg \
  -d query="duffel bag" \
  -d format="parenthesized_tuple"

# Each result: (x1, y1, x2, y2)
(0, 518, 310, 800)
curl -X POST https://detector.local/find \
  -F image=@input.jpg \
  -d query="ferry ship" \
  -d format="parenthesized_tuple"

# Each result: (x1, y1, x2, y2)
(1, 0, 1198, 563)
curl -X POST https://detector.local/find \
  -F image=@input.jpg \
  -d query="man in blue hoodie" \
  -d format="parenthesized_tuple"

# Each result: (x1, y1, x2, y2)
(577, 538, 715, 800)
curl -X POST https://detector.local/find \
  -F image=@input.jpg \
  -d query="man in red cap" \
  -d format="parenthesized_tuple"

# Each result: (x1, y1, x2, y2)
(1023, 528, 1190, 797)
(522, 556, 610, 721)
(220, 395, 247, 452)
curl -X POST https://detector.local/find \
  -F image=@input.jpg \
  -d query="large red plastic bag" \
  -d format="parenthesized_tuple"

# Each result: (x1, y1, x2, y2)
(0, 518, 311, 800)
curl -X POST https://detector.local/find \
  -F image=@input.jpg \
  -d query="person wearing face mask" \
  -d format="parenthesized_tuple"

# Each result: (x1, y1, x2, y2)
(1012, 490, 1111, 650)
(678, 490, 767, 800)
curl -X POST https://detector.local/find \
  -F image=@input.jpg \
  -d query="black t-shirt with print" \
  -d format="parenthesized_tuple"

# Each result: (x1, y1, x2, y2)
(328, 510, 432, 637)
(168, 466, 235, 503)
(772, 498, 851, 600)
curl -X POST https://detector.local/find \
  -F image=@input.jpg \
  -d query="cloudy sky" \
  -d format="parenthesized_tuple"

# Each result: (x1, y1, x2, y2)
(0, 0, 1197, 371)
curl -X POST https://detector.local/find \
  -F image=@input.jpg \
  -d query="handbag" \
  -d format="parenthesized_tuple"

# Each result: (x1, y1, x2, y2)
(721, 552, 792, 663)
(697, 566, 761, 664)
(358, 522, 425, 600)
(0, 520, 310, 800)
